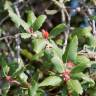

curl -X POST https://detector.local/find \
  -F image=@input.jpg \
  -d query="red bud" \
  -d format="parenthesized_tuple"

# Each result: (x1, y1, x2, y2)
(27, 27, 33, 33)
(6, 76, 12, 81)
(42, 29, 49, 39)
(67, 60, 75, 68)
(61, 69, 71, 81)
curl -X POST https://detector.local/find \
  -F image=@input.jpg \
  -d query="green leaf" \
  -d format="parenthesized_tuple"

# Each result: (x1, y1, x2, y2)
(75, 55, 90, 66)
(50, 23, 65, 38)
(20, 33, 32, 39)
(19, 72, 28, 83)
(72, 55, 91, 73)
(63, 36, 78, 62)
(21, 49, 33, 61)
(0, 57, 9, 77)
(71, 72, 95, 86)
(67, 79, 83, 95)
(87, 35, 96, 47)
(4, 1, 13, 11)
(51, 55, 65, 73)
(28, 81, 38, 96)
(8, 61, 18, 76)
(72, 27, 91, 38)
(32, 15, 46, 31)
(8, 10, 30, 31)
(39, 76, 62, 87)
(33, 39, 47, 53)
(71, 64, 89, 73)
(12, 58, 24, 77)
(90, 16, 96, 20)
(72, 56, 91, 73)
(2, 82, 10, 95)
(27, 10, 36, 26)
(50, 40, 63, 59)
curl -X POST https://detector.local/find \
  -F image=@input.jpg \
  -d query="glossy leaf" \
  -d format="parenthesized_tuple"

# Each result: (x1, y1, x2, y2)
(39, 76, 62, 87)
(67, 79, 83, 95)
(72, 27, 92, 38)
(8, 10, 30, 31)
(33, 38, 47, 53)
(20, 33, 32, 39)
(71, 56, 91, 73)
(50, 23, 65, 38)
(51, 55, 65, 73)
(27, 10, 36, 26)
(50, 40, 63, 59)
(19, 72, 28, 83)
(75, 56, 90, 66)
(32, 15, 47, 31)
(63, 36, 78, 62)
(71, 72, 95, 86)
(28, 81, 38, 96)
(87, 35, 96, 47)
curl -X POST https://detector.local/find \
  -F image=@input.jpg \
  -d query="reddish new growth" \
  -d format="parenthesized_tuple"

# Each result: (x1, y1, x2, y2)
(42, 29, 49, 39)
(6, 76, 19, 84)
(27, 27, 33, 33)
(61, 61, 75, 82)
(67, 60, 75, 69)
(61, 69, 71, 81)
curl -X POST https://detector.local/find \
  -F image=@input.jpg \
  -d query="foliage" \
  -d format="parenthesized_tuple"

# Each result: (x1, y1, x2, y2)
(0, 0, 96, 96)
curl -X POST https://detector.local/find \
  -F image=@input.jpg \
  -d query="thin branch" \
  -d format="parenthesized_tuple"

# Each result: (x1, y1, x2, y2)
(0, 35, 15, 41)
(14, 2, 21, 64)
(0, 16, 9, 26)
(2, 32, 15, 59)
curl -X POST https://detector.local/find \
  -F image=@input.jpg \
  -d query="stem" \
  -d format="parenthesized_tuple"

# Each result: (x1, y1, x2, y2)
(52, 0, 71, 54)
(14, 2, 21, 64)
(2, 32, 15, 59)
(63, 15, 71, 54)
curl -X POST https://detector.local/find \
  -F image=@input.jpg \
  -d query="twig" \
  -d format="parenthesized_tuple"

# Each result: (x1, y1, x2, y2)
(0, 16, 9, 26)
(14, 4, 21, 17)
(0, 35, 15, 41)
(81, 0, 96, 36)
(14, 2, 21, 64)
(63, 18, 71, 54)
(51, 0, 62, 8)
(2, 32, 15, 59)
(13, 0, 23, 5)
(51, 0, 71, 54)
(59, 0, 65, 22)
(92, 20, 96, 36)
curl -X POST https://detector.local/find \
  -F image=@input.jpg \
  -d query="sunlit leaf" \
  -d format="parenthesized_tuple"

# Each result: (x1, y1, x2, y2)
(8, 10, 30, 31)
(27, 10, 36, 26)
(51, 55, 65, 73)
(50, 23, 65, 38)
(28, 81, 38, 96)
(72, 27, 92, 38)
(33, 38, 47, 53)
(63, 36, 78, 62)
(39, 76, 62, 87)
(67, 79, 83, 95)
(32, 15, 46, 31)
(20, 33, 32, 39)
